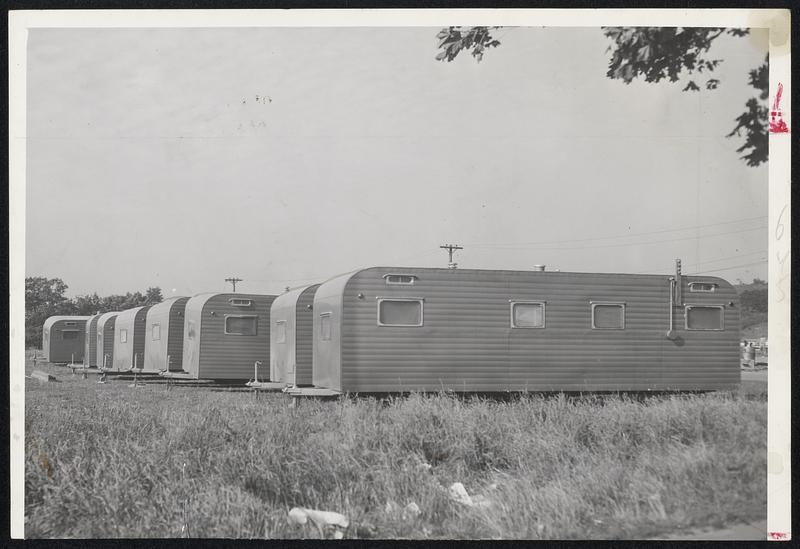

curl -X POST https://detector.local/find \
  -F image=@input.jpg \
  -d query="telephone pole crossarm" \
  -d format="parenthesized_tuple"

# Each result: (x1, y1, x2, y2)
(225, 277, 243, 292)
(439, 244, 463, 269)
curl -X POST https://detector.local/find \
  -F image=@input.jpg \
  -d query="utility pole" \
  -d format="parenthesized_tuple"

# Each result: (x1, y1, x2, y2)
(225, 277, 243, 292)
(439, 244, 463, 269)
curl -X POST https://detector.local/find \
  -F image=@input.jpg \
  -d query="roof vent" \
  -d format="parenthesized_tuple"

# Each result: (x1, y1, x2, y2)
(533, 265, 546, 272)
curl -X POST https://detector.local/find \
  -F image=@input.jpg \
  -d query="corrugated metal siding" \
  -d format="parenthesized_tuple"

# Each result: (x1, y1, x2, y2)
(294, 284, 320, 386)
(182, 295, 208, 378)
(167, 298, 188, 370)
(144, 297, 188, 372)
(315, 267, 740, 392)
(184, 293, 276, 380)
(96, 313, 119, 369)
(270, 290, 299, 383)
(43, 316, 89, 362)
(270, 284, 320, 385)
(313, 273, 352, 391)
(112, 307, 151, 371)
(85, 314, 102, 367)
(132, 306, 150, 369)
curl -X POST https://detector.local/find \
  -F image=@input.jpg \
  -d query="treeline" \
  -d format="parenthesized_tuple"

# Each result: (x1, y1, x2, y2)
(25, 276, 163, 348)
(735, 278, 768, 329)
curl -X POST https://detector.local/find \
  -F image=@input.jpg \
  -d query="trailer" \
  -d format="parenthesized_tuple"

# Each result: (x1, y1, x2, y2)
(84, 313, 103, 367)
(111, 306, 152, 371)
(270, 284, 320, 386)
(96, 312, 120, 370)
(306, 265, 740, 394)
(143, 296, 189, 372)
(42, 316, 90, 363)
(181, 293, 277, 380)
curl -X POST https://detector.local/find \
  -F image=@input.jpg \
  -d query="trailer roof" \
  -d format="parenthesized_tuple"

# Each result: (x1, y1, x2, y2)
(42, 316, 91, 329)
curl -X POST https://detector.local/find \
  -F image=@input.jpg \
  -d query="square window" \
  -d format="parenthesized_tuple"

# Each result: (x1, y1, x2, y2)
(320, 313, 332, 341)
(62, 330, 79, 340)
(592, 303, 625, 329)
(378, 299, 423, 326)
(511, 302, 545, 328)
(686, 306, 724, 330)
(225, 315, 258, 335)
(152, 324, 161, 341)
(275, 320, 287, 343)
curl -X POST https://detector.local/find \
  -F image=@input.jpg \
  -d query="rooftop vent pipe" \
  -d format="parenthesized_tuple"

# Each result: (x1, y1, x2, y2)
(533, 265, 546, 272)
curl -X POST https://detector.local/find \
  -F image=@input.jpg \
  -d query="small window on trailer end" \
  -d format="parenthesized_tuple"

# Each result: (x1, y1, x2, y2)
(225, 315, 258, 336)
(64, 321, 77, 326)
(689, 282, 718, 293)
(591, 302, 625, 330)
(275, 320, 287, 343)
(511, 302, 546, 329)
(320, 313, 332, 341)
(120, 329, 128, 343)
(377, 299, 423, 327)
(685, 305, 724, 331)
(152, 324, 161, 341)
(61, 330, 79, 340)
(228, 298, 253, 307)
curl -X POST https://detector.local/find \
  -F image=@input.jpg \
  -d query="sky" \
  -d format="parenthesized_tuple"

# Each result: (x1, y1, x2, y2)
(25, 26, 769, 298)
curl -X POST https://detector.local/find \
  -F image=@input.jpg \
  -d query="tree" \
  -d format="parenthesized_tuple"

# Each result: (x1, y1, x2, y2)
(740, 288, 768, 313)
(25, 277, 74, 348)
(26, 278, 165, 348)
(435, 26, 768, 166)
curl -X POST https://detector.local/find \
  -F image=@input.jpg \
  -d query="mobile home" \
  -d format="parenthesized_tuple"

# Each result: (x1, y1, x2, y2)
(96, 312, 120, 370)
(308, 266, 740, 394)
(111, 306, 152, 371)
(84, 313, 103, 367)
(42, 316, 90, 363)
(270, 284, 320, 386)
(182, 293, 277, 380)
(143, 297, 189, 372)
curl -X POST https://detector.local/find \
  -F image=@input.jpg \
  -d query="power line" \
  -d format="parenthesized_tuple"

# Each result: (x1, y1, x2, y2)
(470, 224, 767, 252)
(692, 260, 767, 275)
(466, 216, 768, 249)
(682, 251, 767, 269)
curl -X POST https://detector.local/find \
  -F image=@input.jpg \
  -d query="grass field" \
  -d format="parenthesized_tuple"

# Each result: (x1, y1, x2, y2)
(24, 357, 767, 539)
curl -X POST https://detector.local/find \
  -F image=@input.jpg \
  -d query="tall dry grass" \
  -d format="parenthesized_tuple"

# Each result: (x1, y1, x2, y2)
(25, 363, 766, 539)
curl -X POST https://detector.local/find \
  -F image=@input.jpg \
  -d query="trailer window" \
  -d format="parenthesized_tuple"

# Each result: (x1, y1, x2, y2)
(229, 298, 252, 307)
(689, 282, 718, 292)
(62, 330, 79, 340)
(187, 320, 196, 340)
(120, 329, 128, 343)
(275, 320, 287, 343)
(378, 299, 423, 327)
(225, 315, 258, 336)
(511, 302, 545, 328)
(320, 313, 332, 341)
(152, 324, 161, 341)
(383, 274, 417, 285)
(685, 305, 724, 330)
(64, 321, 77, 326)
(592, 303, 625, 330)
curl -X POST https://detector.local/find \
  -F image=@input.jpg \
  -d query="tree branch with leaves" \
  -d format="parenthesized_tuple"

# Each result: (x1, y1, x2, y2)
(434, 26, 768, 166)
